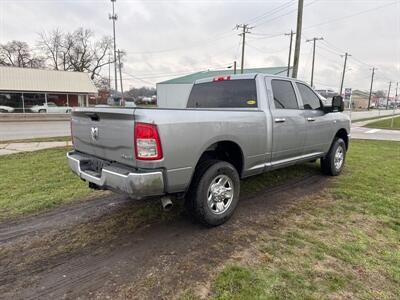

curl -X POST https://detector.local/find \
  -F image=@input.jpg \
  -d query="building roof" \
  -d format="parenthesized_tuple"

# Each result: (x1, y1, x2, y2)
(0, 66, 98, 94)
(158, 67, 290, 84)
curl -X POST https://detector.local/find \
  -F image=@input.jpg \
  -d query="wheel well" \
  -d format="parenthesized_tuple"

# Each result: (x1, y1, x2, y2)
(196, 141, 244, 176)
(335, 128, 349, 150)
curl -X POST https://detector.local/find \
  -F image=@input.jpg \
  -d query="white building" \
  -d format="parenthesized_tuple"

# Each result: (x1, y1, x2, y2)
(156, 67, 290, 108)
(0, 66, 97, 113)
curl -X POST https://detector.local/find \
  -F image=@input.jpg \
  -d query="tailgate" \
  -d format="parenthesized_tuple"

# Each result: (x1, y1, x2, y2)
(71, 107, 137, 167)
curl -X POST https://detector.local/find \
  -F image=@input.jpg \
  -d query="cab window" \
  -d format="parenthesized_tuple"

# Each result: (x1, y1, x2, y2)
(296, 83, 322, 110)
(271, 79, 299, 109)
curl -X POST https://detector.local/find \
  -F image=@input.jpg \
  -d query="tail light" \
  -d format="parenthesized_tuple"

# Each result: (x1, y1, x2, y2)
(134, 122, 163, 160)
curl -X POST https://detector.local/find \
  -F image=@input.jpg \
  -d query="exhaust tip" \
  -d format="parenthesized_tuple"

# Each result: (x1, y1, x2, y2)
(161, 196, 173, 211)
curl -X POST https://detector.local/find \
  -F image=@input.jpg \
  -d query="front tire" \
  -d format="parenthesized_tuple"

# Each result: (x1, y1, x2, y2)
(185, 160, 240, 226)
(321, 138, 346, 176)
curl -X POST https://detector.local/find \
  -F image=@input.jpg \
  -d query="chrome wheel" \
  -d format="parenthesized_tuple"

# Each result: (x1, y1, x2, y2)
(334, 145, 344, 170)
(207, 174, 234, 215)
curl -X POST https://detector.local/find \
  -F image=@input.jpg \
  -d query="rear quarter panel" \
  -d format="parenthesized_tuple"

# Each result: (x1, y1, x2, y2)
(134, 108, 267, 193)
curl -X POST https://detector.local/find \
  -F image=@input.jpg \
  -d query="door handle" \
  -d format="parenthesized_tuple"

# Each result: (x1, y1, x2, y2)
(274, 118, 286, 123)
(307, 117, 316, 122)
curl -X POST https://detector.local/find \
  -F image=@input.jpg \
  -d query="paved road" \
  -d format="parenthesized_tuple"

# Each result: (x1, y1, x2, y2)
(0, 121, 70, 141)
(1, 112, 399, 142)
(351, 123, 400, 141)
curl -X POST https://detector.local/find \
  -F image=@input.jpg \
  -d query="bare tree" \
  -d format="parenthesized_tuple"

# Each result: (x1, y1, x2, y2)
(37, 29, 63, 70)
(375, 90, 386, 98)
(37, 28, 113, 79)
(0, 40, 44, 68)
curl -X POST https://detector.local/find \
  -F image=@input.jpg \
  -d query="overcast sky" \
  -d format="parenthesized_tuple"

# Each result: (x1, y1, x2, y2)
(1, 0, 399, 93)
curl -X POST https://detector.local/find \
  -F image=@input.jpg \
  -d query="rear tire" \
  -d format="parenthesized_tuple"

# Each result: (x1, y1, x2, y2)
(39, 109, 46, 113)
(185, 160, 240, 226)
(321, 138, 346, 176)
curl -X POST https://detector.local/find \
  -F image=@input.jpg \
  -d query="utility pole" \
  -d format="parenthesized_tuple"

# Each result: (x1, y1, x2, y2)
(109, 0, 118, 95)
(285, 30, 295, 77)
(339, 52, 351, 96)
(386, 81, 392, 109)
(306, 37, 323, 87)
(108, 52, 111, 90)
(117, 49, 124, 106)
(390, 82, 398, 128)
(236, 24, 253, 74)
(367, 67, 376, 110)
(292, 0, 304, 78)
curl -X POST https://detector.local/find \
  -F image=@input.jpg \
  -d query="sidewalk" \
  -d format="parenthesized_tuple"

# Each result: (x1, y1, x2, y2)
(0, 141, 72, 156)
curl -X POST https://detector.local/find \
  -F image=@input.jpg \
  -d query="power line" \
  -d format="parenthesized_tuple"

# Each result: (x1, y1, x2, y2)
(248, 0, 296, 26)
(255, 0, 320, 28)
(246, 32, 286, 40)
(246, 43, 288, 54)
(125, 31, 234, 55)
(303, 1, 397, 30)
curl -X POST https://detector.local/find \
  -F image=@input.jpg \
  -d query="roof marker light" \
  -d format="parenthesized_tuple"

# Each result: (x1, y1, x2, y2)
(213, 76, 231, 82)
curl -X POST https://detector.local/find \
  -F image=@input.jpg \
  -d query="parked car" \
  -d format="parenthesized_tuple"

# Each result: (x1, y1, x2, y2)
(68, 74, 350, 226)
(315, 89, 338, 99)
(0, 105, 15, 113)
(30, 102, 72, 113)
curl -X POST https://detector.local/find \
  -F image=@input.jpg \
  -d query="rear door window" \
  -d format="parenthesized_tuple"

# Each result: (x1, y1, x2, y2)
(187, 79, 257, 108)
(271, 79, 299, 109)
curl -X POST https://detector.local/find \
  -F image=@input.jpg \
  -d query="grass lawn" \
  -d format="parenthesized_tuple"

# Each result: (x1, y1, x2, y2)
(1, 140, 399, 298)
(0, 147, 97, 219)
(352, 112, 400, 123)
(364, 115, 400, 130)
(0, 143, 319, 220)
(201, 140, 400, 300)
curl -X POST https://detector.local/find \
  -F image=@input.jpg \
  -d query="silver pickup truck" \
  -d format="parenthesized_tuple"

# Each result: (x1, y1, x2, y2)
(67, 73, 350, 226)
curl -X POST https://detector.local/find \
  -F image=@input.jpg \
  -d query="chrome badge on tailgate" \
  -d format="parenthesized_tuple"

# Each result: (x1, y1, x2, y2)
(90, 127, 99, 141)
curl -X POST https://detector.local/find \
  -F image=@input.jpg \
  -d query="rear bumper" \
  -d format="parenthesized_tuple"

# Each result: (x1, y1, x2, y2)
(67, 151, 165, 199)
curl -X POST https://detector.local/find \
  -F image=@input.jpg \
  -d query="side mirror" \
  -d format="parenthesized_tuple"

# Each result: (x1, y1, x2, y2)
(332, 95, 344, 112)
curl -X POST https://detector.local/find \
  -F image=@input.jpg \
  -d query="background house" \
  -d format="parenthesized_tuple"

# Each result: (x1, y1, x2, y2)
(0, 66, 97, 113)
(351, 90, 377, 109)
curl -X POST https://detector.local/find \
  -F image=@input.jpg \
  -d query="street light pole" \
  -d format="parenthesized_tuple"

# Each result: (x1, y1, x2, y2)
(109, 0, 118, 95)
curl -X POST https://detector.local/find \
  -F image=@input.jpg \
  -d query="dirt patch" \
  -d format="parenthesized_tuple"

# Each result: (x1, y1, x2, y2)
(0, 173, 328, 299)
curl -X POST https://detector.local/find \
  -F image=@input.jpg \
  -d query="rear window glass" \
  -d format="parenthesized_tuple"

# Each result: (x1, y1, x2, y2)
(187, 79, 258, 108)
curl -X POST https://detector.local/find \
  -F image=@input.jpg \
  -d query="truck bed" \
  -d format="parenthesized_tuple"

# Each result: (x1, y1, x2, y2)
(71, 106, 269, 193)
